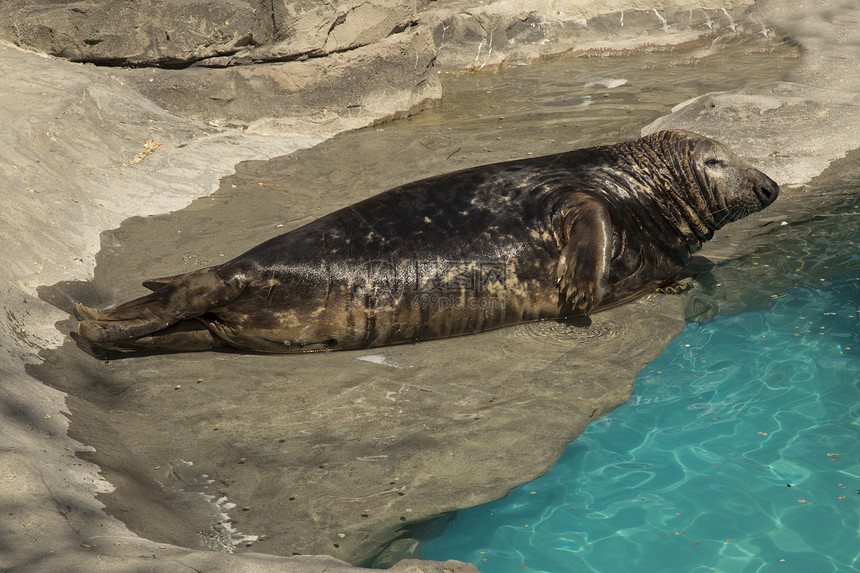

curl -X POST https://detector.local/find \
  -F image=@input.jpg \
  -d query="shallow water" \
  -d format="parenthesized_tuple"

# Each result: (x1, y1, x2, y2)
(36, 38, 804, 564)
(422, 192, 859, 572)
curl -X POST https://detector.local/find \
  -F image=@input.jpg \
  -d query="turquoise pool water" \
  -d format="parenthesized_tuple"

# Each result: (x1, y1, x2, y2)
(422, 198, 859, 572)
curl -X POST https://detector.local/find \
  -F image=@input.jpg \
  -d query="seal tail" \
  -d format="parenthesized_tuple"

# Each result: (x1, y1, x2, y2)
(76, 267, 246, 344)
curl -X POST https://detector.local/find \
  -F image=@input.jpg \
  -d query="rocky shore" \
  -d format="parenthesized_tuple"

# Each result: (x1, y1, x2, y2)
(0, 0, 856, 571)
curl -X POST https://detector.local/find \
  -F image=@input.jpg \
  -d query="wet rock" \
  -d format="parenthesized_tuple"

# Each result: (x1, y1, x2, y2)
(371, 538, 425, 568)
(640, 0, 860, 323)
(33, 285, 685, 564)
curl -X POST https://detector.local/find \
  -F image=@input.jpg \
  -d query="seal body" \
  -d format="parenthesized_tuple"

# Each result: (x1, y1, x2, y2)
(76, 130, 779, 353)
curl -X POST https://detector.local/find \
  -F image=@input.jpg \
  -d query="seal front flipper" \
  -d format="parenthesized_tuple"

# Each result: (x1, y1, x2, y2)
(554, 196, 612, 313)
(76, 267, 246, 345)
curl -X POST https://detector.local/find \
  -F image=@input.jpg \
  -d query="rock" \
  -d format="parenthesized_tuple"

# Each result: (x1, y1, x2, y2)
(371, 538, 425, 568)
(0, 0, 435, 129)
(0, 0, 263, 67)
(0, 0, 417, 68)
(16, 547, 478, 573)
(0, 0, 770, 129)
(418, 0, 758, 71)
(116, 25, 441, 129)
(257, 0, 417, 63)
(642, 0, 860, 186)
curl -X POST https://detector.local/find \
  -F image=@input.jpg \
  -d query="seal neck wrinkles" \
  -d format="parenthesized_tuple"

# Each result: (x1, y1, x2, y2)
(636, 137, 716, 248)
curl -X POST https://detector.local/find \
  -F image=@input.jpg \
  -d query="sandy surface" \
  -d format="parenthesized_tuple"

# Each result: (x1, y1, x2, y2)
(1, 0, 857, 571)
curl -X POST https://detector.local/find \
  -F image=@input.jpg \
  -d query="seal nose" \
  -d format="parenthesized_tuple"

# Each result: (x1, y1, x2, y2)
(752, 170, 779, 206)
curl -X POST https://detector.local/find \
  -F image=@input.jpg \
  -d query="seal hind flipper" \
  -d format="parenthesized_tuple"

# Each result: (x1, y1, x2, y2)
(76, 310, 172, 344)
(74, 302, 104, 321)
(76, 268, 246, 345)
(112, 320, 228, 352)
(555, 196, 612, 313)
(142, 273, 188, 291)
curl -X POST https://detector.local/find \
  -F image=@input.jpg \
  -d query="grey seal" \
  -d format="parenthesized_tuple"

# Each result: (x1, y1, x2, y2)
(76, 130, 779, 353)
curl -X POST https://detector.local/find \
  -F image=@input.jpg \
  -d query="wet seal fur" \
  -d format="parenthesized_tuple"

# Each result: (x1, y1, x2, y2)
(76, 130, 779, 353)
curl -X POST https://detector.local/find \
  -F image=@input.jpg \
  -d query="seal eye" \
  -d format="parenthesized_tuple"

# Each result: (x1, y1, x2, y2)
(704, 158, 725, 168)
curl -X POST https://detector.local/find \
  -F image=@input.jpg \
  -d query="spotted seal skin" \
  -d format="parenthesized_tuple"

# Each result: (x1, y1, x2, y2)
(76, 130, 778, 353)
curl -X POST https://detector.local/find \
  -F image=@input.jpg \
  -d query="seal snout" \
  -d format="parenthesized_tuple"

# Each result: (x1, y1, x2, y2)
(752, 169, 779, 207)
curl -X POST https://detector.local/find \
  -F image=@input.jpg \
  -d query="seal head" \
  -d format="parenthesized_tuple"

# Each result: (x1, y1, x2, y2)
(550, 130, 778, 312)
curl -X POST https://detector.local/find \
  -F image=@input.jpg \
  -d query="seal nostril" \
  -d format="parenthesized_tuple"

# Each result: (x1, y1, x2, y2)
(749, 169, 779, 205)
(756, 180, 778, 204)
